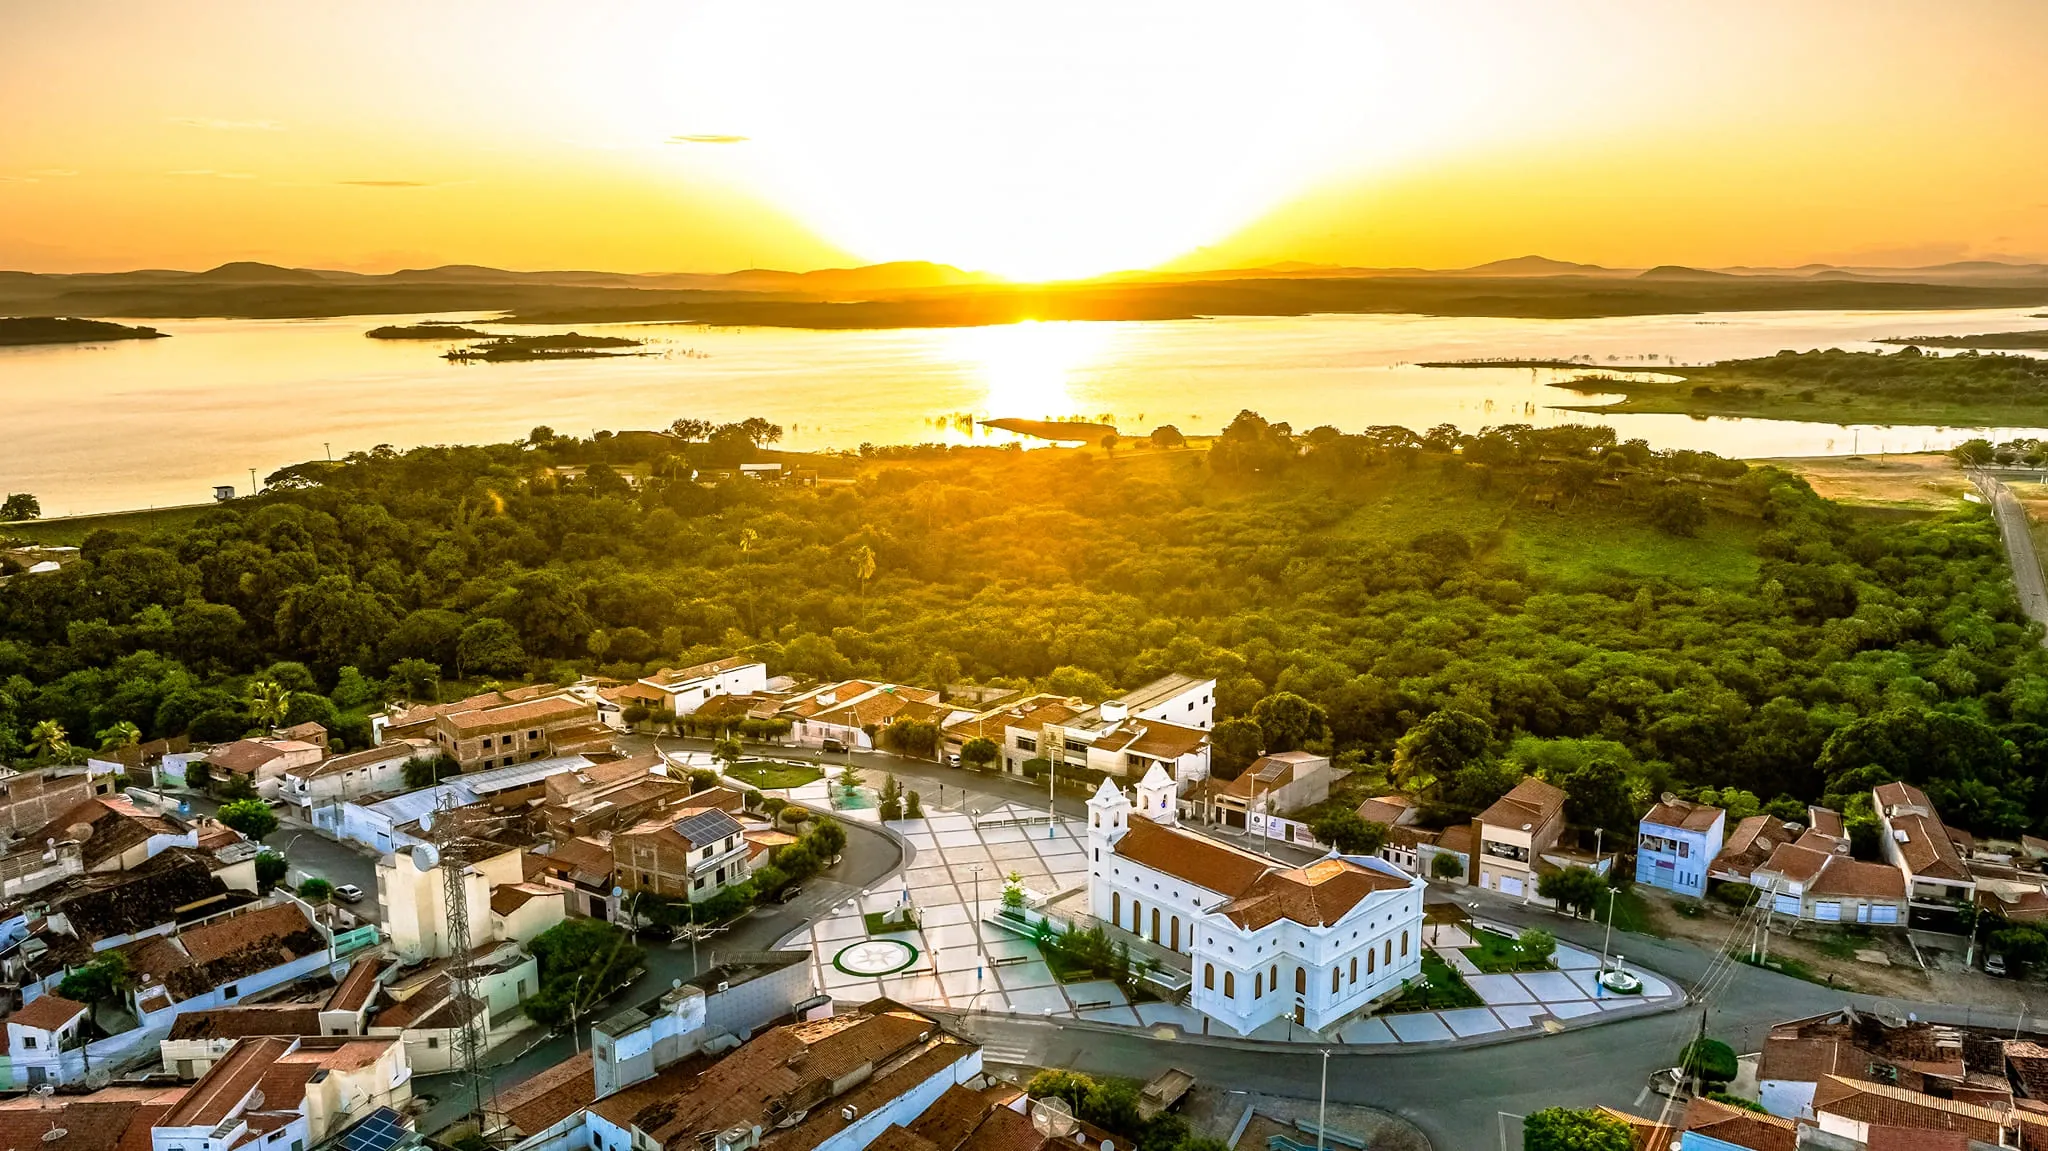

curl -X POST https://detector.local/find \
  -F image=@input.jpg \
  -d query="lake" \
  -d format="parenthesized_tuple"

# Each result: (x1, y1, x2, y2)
(4, 305, 2047, 516)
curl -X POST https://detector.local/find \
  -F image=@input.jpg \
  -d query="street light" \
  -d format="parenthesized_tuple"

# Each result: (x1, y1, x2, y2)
(1598, 886, 1621, 976)
(971, 865, 985, 980)
(570, 972, 586, 1053)
(1315, 1049, 1330, 1151)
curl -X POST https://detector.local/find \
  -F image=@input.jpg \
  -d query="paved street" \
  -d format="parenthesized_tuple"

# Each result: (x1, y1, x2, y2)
(410, 813, 904, 1135)
(1972, 468, 2048, 642)
(179, 792, 386, 918)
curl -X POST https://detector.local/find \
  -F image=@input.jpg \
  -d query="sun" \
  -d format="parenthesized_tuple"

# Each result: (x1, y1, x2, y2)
(655, 5, 1437, 279)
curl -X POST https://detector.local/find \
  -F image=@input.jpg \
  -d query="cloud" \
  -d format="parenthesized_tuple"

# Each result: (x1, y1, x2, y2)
(167, 169, 257, 180)
(667, 134, 749, 144)
(0, 176, 39, 184)
(338, 180, 431, 188)
(169, 116, 282, 131)
(28, 169, 78, 177)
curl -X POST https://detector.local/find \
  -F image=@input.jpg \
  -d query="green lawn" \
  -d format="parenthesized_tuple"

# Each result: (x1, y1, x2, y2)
(1503, 505, 1760, 589)
(1461, 927, 1556, 974)
(863, 908, 919, 935)
(1387, 954, 1484, 1012)
(1603, 889, 1664, 937)
(726, 762, 824, 790)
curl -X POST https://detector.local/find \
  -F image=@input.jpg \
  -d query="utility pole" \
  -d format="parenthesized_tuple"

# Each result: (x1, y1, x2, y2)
(248, 467, 258, 496)
(1316, 1049, 1329, 1151)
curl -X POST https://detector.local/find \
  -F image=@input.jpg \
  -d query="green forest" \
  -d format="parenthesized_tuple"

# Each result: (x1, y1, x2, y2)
(1555, 346, 2048, 426)
(3, 412, 2044, 842)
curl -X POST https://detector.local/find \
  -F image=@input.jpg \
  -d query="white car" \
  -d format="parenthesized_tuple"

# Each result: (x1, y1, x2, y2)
(333, 883, 366, 904)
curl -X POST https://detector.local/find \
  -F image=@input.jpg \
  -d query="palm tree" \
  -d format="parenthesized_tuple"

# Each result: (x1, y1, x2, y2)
(246, 679, 292, 728)
(96, 720, 142, 753)
(738, 527, 759, 633)
(851, 544, 877, 597)
(27, 719, 71, 763)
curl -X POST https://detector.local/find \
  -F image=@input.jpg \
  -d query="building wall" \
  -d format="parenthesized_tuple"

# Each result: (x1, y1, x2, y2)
(1131, 680, 1215, 731)
(1474, 823, 1539, 895)
(659, 663, 768, 716)
(493, 891, 567, 946)
(285, 747, 419, 810)
(616, 830, 750, 903)
(1637, 816, 1724, 899)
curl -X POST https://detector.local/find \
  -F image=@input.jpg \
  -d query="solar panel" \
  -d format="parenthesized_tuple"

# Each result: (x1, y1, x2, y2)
(672, 808, 741, 847)
(333, 1106, 409, 1151)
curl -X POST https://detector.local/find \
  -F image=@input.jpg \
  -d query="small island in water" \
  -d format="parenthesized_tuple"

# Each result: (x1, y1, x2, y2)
(365, 321, 496, 339)
(443, 332, 644, 362)
(1877, 329, 2048, 350)
(0, 317, 169, 346)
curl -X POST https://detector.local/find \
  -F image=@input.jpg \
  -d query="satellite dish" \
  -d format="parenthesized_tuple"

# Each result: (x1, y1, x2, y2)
(612, 886, 625, 899)
(1660, 791, 1678, 806)
(83, 1068, 109, 1089)
(1029, 1098, 1077, 1138)
(419, 811, 435, 832)
(247, 1090, 265, 1111)
(66, 823, 94, 843)
(41, 1126, 67, 1143)
(413, 843, 440, 871)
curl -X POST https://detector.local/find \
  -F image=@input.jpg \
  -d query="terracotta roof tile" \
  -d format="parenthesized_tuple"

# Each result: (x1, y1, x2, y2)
(1891, 813, 1971, 882)
(1476, 777, 1566, 831)
(1874, 782, 1934, 812)
(168, 1005, 324, 1040)
(10, 991, 86, 1031)
(1111, 817, 1274, 898)
(1681, 1097, 1797, 1151)
(1643, 798, 1724, 834)
(1808, 858, 1907, 899)
(493, 1049, 597, 1135)
(1216, 858, 1411, 930)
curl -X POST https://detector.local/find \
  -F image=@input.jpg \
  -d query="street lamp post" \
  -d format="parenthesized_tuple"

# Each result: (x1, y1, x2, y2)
(971, 864, 985, 980)
(1316, 1049, 1330, 1151)
(570, 972, 586, 1054)
(1599, 886, 1621, 975)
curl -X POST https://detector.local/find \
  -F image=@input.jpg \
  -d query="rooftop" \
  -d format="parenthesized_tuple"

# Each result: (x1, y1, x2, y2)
(644, 656, 757, 687)
(9, 990, 87, 1031)
(1216, 857, 1412, 930)
(1476, 776, 1567, 832)
(1111, 816, 1274, 900)
(1642, 796, 1724, 833)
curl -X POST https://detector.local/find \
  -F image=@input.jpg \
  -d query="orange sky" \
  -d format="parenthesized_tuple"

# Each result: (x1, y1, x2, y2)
(4, 1, 2047, 278)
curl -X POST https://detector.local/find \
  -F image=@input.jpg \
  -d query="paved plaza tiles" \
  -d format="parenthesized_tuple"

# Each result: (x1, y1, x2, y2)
(762, 775, 1682, 1047)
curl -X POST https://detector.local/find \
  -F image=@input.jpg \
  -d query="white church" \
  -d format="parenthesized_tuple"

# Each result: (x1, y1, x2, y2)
(1087, 765, 1427, 1036)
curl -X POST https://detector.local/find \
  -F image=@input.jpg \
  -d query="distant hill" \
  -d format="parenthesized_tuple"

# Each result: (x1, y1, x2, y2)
(1461, 255, 1617, 277)
(1637, 265, 1739, 281)
(190, 261, 329, 283)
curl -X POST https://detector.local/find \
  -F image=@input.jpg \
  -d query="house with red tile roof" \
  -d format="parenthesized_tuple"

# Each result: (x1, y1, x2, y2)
(635, 656, 769, 716)
(944, 674, 1216, 786)
(1088, 766, 1424, 1037)
(1471, 776, 1568, 898)
(1873, 782, 1977, 919)
(1751, 830, 1906, 927)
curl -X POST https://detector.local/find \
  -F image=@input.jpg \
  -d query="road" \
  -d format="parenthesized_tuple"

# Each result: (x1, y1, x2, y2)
(180, 793, 387, 918)
(1971, 468, 2048, 641)
(411, 813, 904, 1135)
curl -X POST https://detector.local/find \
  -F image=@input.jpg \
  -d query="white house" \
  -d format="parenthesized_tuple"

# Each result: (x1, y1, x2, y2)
(1636, 795, 1726, 899)
(379, 841, 564, 962)
(318, 753, 594, 852)
(1087, 766, 1425, 1037)
(949, 674, 1216, 787)
(1873, 781, 1977, 917)
(635, 656, 769, 716)
(4, 991, 88, 1086)
(281, 740, 429, 814)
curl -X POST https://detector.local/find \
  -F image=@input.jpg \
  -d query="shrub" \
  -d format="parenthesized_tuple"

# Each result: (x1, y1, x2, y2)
(1431, 852, 1465, 880)
(298, 878, 334, 903)
(1681, 1038, 1739, 1086)
(1523, 1108, 1633, 1151)
(218, 798, 278, 842)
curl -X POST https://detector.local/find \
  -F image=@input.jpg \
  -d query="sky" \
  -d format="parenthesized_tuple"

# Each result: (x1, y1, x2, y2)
(3, 1, 2047, 279)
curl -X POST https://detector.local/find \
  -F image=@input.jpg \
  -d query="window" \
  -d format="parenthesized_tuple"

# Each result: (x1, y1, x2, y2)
(1112, 893, 1120, 923)
(529, 729, 540, 739)
(1269, 963, 1277, 990)
(1367, 950, 1375, 974)
(1332, 968, 1340, 993)
(224, 984, 239, 998)
(1384, 939, 1392, 965)
(1349, 957, 1357, 984)
(427, 1037, 439, 1049)
(481, 736, 493, 747)
(1204, 964, 1215, 990)
(1401, 930, 1408, 957)
(1224, 972, 1235, 998)
(1295, 967, 1306, 995)
(21, 1036, 34, 1049)
(1254, 972, 1263, 998)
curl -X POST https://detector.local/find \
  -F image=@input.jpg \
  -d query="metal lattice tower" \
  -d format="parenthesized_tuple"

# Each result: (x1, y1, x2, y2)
(426, 789, 493, 1129)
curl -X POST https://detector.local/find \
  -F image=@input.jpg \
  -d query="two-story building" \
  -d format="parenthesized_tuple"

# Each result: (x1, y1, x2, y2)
(378, 840, 565, 961)
(1195, 751, 1336, 829)
(777, 680, 962, 751)
(431, 692, 603, 771)
(280, 739, 428, 814)
(1751, 828, 1906, 925)
(634, 656, 769, 716)
(1873, 782, 1976, 921)
(1636, 795, 1727, 899)
(1471, 776, 1568, 898)
(614, 806, 751, 903)
(948, 674, 1216, 788)
(1088, 766, 1425, 1037)
(205, 736, 326, 797)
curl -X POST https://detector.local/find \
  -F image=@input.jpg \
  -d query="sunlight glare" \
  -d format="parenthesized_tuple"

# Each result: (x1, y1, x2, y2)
(939, 320, 1121, 418)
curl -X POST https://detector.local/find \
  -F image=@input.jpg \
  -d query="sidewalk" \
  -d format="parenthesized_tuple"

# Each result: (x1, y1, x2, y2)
(769, 788, 1686, 1050)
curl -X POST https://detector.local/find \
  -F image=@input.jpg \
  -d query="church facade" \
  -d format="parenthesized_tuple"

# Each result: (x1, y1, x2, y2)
(1085, 766, 1426, 1037)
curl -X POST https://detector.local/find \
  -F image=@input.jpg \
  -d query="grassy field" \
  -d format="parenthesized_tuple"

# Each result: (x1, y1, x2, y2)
(1550, 350, 2048, 427)
(1763, 452, 1970, 509)
(725, 762, 824, 790)
(2, 503, 216, 547)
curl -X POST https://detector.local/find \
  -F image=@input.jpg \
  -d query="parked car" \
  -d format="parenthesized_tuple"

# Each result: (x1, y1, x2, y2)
(821, 738, 847, 753)
(1986, 952, 2009, 977)
(1647, 1067, 1689, 1099)
(333, 883, 366, 904)
(772, 885, 803, 904)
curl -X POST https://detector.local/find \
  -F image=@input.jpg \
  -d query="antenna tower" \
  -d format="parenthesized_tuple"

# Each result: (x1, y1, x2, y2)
(427, 789, 494, 1128)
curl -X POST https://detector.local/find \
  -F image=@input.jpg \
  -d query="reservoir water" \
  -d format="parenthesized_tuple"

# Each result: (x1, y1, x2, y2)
(4, 304, 2046, 516)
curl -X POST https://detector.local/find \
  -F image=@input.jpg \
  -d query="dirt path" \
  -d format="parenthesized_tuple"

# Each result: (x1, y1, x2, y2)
(1971, 469, 2048, 643)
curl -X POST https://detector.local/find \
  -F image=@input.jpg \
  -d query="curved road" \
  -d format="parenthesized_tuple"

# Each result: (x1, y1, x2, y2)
(1971, 468, 2048, 640)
